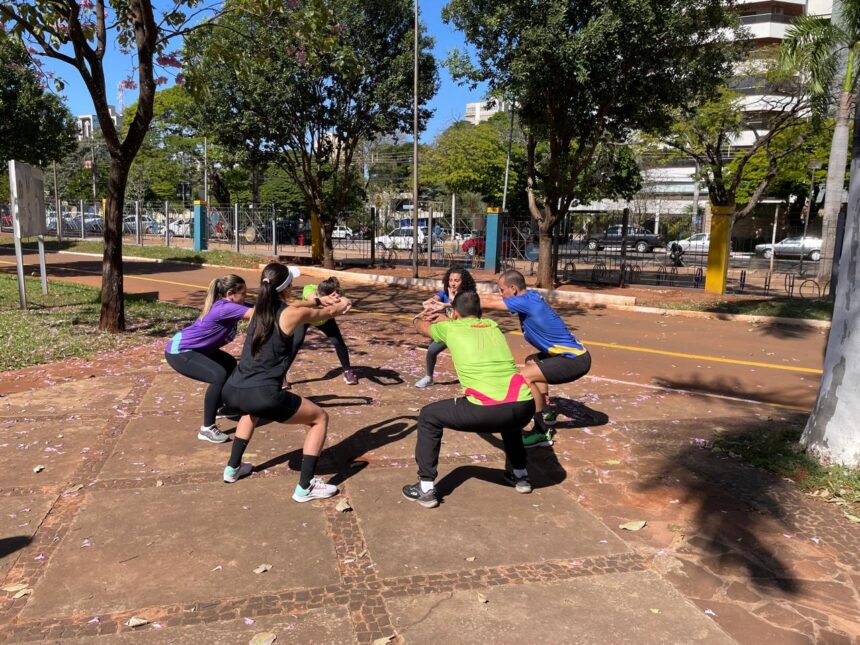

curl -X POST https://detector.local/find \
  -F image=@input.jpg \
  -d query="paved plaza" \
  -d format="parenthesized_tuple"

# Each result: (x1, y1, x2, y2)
(0, 253, 856, 644)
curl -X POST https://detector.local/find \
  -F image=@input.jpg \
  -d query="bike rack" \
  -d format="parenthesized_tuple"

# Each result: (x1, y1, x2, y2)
(693, 267, 704, 289)
(799, 279, 821, 299)
(738, 269, 747, 292)
(763, 272, 772, 295)
(784, 273, 796, 297)
(563, 262, 576, 282)
(591, 261, 607, 283)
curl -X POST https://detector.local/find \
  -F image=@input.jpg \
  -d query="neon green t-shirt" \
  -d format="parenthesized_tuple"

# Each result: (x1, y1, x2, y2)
(302, 284, 325, 327)
(430, 318, 532, 406)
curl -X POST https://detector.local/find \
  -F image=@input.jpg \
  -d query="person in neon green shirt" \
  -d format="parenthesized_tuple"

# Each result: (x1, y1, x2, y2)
(402, 291, 536, 508)
(283, 277, 357, 386)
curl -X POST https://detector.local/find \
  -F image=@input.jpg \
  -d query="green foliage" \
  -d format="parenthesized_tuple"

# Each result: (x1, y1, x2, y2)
(0, 32, 77, 181)
(184, 0, 439, 248)
(443, 0, 743, 233)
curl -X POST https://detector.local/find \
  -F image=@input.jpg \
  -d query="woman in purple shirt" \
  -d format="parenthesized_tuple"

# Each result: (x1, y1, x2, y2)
(165, 275, 254, 443)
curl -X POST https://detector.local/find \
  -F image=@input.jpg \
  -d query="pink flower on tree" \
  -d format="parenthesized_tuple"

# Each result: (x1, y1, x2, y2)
(175, 74, 185, 85)
(80, 0, 94, 8)
(156, 53, 182, 68)
(155, 76, 168, 86)
(119, 78, 138, 90)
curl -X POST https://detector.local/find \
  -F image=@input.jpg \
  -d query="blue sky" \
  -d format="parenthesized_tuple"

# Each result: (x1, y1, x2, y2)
(40, 1, 485, 142)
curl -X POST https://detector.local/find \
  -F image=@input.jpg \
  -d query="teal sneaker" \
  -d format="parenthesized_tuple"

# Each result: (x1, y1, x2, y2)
(542, 410, 559, 426)
(292, 477, 338, 503)
(223, 462, 254, 483)
(522, 430, 553, 448)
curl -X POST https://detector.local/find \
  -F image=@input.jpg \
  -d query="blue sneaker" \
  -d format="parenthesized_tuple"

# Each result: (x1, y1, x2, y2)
(292, 477, 338, 503)
(223, 462, 254, 483)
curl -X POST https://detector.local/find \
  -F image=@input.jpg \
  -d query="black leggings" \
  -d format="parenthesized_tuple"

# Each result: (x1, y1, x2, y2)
(284, 319, 351, 372)
(426, 341, 447, 376)
(165, 350, 237, 427)
(415, 397, 536, 481)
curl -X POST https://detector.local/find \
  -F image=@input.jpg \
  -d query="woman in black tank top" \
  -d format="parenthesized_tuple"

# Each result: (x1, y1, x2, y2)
(220, 263, 353, 503)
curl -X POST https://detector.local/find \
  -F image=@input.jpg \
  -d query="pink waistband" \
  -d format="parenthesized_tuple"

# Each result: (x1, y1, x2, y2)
(464, 374, 528, 406)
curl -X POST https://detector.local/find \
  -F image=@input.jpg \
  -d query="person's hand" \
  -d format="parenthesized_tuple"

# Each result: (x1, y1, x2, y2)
(335, 297, 352, 314)
(319, 294, 341, 306)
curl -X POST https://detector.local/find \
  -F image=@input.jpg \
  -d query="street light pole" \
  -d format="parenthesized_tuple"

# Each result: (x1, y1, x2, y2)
(801, 159, 823, 275)
(411, 0, 419, 279)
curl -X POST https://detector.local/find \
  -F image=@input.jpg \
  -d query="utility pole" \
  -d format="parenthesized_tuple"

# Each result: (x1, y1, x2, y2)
(411, 0, 419, 279)
(90, 134, 97, 201)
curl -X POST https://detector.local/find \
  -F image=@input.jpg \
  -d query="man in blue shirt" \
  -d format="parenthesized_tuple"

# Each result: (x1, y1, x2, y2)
(481, 270, 591, 447)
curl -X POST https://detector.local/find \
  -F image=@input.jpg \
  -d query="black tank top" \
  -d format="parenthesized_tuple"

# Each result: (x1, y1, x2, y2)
(230, 302, 294, 389)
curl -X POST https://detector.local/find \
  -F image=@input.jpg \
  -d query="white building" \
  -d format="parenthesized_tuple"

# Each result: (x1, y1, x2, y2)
(578, 0, 833, 224)
(463, 99, 511, 125)
(76, 105, 123, 140)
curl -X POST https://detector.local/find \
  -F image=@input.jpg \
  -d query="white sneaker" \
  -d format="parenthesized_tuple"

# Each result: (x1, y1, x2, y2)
(292, 477, 338, 502)
(415, 375, 434, 388)
(199, 425, 229, 443)
(223, 462, 254, 483)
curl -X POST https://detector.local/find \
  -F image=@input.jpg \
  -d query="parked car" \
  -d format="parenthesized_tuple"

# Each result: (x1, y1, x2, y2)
(332, 225, 354, 240)
(123, 214, 163, 235)
(376, 226, 426, 250)
(755, 236, 822, 261)
(667, 233, 710, 255)
(243, 218, 309, 245)
(584, 225, 662, 253)
(168, 218, 192, 237)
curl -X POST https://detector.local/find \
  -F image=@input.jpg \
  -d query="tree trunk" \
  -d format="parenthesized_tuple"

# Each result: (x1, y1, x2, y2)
(322, 221, 335, 270)
(817, 90, 853, 289)
(99, 157, 130, 332)
(536, 224, 554, 289)
(310, 209, 323, 263)
(801, 89, 860, 465)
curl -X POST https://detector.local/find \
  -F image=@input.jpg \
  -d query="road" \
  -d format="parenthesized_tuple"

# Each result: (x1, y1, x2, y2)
(0, 248, 825, 411)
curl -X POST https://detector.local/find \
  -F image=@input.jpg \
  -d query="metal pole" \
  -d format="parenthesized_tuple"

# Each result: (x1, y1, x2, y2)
(770, 204, 779, 275)
(36, 235, 48, 295)
(801, 167, 816, 275)
(451, 193, 456, 235)
(165, 200, 170, 248)
(501, 104, 515, 213)
(79, 199, 85, 240)
(370, 206, 376, 267)
(53, 161, 62, 242)
(412, 0, 419, 278)
(90, 136, 97, 201)
(427, 204, 432, 268)
(9, 162, 27, 308)
(272, 218, 277, 257)
(692, 161, 701, 233)
(204, 137, 209, 204)
(135, 201, 142, 246)
(234, 203, 240, 254)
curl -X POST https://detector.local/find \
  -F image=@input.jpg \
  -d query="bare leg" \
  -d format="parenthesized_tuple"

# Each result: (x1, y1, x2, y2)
(234, 415, 259, 440)
(522, 361, 548, 414)
(286, 397, 329, 456)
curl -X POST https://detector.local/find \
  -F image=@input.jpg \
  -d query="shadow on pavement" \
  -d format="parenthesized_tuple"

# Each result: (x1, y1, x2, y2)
(254, 415, 418, 482)
(638, 416, 803, 595)
(652, 374, 815, 410)
(307, 394, 373, 408)
(292, 365, 404, 388)
(0, 535, 32, 561)
(552, 400, 610, 429)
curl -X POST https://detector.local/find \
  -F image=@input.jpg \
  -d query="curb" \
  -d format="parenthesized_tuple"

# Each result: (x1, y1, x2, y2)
(276, 264, 638, 308)
(53, 250, 831, 329)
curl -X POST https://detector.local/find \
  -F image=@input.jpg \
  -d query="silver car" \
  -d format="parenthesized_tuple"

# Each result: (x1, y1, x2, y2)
(755, 236, 822, 261)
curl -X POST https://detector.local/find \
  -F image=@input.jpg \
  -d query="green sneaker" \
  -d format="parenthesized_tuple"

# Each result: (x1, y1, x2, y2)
(522, 429, 553, 448)
(542, 410, 558, 426)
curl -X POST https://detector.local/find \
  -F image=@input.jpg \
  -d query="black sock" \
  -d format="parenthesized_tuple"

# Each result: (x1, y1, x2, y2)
(228, 438, 249, 469)
(299, 454, 319, 490)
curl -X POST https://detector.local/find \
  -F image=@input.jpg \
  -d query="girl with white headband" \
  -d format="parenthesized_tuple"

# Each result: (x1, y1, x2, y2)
(220, 263, 352, 501)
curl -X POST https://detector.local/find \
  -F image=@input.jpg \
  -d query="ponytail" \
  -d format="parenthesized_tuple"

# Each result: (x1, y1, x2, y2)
(199, 274, 246, 319)
(250, 263, 290, 357)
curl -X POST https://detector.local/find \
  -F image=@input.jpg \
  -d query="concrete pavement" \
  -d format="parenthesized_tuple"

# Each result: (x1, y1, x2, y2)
(0, 249, 854, 644)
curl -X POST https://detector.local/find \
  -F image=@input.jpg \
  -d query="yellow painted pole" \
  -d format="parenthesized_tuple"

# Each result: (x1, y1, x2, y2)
(705, 204, 734, 294)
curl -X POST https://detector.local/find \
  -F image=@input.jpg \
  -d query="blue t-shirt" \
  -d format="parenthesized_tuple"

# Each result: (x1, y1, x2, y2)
(502, 290, 586, 358)
(436, 289, 451, 304)
(166, 299, 250, 354)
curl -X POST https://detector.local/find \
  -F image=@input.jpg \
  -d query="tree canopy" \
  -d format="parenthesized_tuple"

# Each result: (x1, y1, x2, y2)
(0, 32, 77, 177)
(443, 0, 744, 285)
(184, 0, 439, 266)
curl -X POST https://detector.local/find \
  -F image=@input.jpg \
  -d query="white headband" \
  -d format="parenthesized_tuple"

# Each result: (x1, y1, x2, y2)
(272, 266, 301, 292)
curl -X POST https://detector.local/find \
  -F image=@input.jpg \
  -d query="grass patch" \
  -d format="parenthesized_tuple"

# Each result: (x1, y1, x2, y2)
(0, 238, 266, 270)
(0, 274, 197, 371)
(713, 425, 860, 514)
(655, 297, 833, 321)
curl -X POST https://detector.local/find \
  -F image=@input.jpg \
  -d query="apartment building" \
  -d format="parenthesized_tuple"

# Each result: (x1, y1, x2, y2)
(75, 105, 123, 140)
(463, 99, 511, 125)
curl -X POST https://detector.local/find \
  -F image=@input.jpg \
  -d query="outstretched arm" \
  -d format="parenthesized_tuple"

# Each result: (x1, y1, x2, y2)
(479, 292, 509, 311)
(279, 298, 351, 335)
(412, 317, 433, 339)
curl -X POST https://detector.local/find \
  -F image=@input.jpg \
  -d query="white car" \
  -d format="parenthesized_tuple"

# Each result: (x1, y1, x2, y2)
(376, 226, 426, 250)
(332, 225, 354, 240)
(168, 218, 192, 237)
(668, 233, 711, 255)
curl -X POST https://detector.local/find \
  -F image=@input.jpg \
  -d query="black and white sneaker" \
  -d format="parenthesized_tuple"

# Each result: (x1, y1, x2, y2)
(503, 471, 533, 494)
(402, 482, 439, 508)
(215, 405, 243, 421)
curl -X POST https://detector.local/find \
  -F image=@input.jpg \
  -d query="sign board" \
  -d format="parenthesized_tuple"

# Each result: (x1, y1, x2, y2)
(9, 160, 46, 237)
(8, 160, 48, 308)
